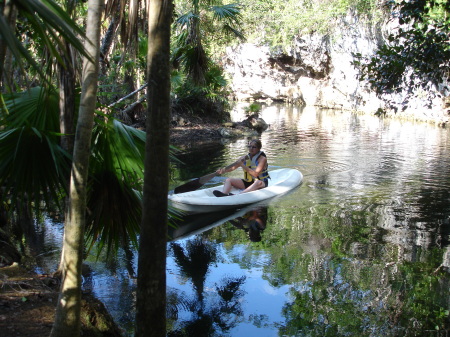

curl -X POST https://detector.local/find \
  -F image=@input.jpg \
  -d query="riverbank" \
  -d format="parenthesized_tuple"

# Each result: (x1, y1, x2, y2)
(0, 262, 123, 336)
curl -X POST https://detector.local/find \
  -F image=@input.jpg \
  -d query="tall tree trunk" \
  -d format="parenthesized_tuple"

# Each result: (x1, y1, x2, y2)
(50, 0, 104, 335)
(0, 0, 17, 93)
(100, 1, 120, 75)
(59, 0, 77, 155)
(135, 0, 172, 336)
(59, 46, 76, 155)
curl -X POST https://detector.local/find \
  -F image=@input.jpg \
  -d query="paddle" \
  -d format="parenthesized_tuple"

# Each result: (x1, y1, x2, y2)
(174, 160, 241, 194)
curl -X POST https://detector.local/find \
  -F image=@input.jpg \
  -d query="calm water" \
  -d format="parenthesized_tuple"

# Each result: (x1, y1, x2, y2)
(38, 104, 450, 336)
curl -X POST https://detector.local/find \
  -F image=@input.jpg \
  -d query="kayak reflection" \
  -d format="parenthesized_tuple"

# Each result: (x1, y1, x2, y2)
(168, 203, 269, 241)
(228, 207, 267, 242)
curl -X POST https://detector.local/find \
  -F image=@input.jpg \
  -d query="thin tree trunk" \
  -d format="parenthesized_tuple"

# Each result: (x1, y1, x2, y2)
(135, 0, 172, 336)
(2, 5, 16, 93)
(0, 0, 17, 93)
(50, 0, 104, 335)
(59, 0, 77, 155)
(100, 1, 120, 75)
(59, 45, 76, 155)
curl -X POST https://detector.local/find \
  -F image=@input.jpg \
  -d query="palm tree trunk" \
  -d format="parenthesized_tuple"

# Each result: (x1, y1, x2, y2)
(135, 0, 172, 336)
(50, 0, 104, 335)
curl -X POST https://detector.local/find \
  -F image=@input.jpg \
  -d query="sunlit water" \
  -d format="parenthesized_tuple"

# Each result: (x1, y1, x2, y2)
(37, 105, 450, 336)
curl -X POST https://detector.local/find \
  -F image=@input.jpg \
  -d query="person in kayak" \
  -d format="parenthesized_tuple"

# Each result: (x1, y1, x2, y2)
(213, 139, 270, 197)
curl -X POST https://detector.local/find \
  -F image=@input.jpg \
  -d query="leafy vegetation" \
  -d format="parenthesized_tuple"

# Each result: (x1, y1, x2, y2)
(0, 0, 243, 258)
(0, 87, 70, 213)
(173, 198, 450, 335)
(169, 0, 244, 120)
(238, 0, 381, 50)
(2, 0, 450, 332)
(0, 0, 89, 88)
(352, 0, 450, 110)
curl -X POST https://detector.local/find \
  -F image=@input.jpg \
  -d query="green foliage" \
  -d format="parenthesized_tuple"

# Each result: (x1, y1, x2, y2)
(0, 87, 70, 213)
(172, 0, 244, 88)
(85, 118, 146, 256)
(0, 0, 89, 84)
(171, 65, 230, 119)
(391, 253, 450, 333)
(0, 83, 183, 257)
(244, 103, 261, 115)
(352, 0, 450, 110)
(0, 87, 146, 255)
(239, 0, 381, 50)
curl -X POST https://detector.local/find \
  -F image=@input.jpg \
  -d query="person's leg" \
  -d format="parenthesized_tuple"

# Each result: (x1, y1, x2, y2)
(242, 180, 265, 193)
(223, 178, 245, 194)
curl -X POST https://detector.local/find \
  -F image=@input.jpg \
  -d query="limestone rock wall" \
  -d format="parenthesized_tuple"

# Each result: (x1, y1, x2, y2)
(222, 15, 449, 125)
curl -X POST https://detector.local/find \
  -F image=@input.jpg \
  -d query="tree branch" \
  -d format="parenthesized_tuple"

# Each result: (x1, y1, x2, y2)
(108, 82, 148, 107)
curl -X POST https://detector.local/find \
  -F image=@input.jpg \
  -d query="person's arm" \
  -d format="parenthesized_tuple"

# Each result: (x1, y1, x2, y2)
(216, 156, 246, 175)
(239, 156, 267, 178)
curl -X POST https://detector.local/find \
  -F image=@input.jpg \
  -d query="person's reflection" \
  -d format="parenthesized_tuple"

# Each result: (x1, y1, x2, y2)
(229, 206, 267, 242)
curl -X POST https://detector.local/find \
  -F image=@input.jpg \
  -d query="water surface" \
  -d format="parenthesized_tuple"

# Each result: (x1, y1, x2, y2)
(40, 105, 450, 336)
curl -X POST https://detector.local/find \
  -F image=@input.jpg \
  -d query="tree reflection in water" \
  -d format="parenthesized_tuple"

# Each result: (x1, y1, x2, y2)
(168, 237, 246, 336)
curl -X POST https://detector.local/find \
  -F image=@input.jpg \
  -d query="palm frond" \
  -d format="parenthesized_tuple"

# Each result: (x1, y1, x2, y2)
(222, 23, 246, 41)
(91, 118, 146, 183)
(86, 169, 142, 257)
(0, 0, 90, 80)
(18, 0, 88, 56)
(211, 3, 242, 23)
(86, 116, 182, 256)
(170, 70, 185, 89)
(0, 15, 41, 79)
(3, 87, 60, 130)
(176, 11, 198, 29)
(86, 118, 146, 255)
(184, 44, 209, 85)
(0, 87, 70, 213)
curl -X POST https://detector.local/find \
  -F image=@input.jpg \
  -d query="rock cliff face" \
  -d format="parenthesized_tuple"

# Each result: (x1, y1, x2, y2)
(222, 15, 449, 125)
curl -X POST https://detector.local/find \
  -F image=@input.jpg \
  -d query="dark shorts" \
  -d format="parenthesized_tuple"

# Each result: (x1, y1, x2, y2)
(241, 179, 269, 188)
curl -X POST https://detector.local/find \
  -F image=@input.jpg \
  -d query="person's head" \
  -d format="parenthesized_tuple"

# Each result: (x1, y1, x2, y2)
(247, 220, 263, 242)
(247, 139, 262, 152)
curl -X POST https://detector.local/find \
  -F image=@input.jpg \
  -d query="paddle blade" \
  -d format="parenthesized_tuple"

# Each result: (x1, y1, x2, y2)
(174, 178, 202, 194)
(173, 172, 218, 194)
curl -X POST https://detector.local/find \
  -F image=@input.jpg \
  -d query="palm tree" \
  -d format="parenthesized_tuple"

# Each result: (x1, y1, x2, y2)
(51, 0, 104, 334)
(58, 0, 79, 155)
(0, 83, 154, 260)
(135, 0, 173, 335)
(167, 238, 246, 336)
(172, 0, 245, 85)
(171, 238, 218, 302)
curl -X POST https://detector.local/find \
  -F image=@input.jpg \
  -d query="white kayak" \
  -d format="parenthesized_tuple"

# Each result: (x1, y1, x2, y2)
(168, 168, 303, 214)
